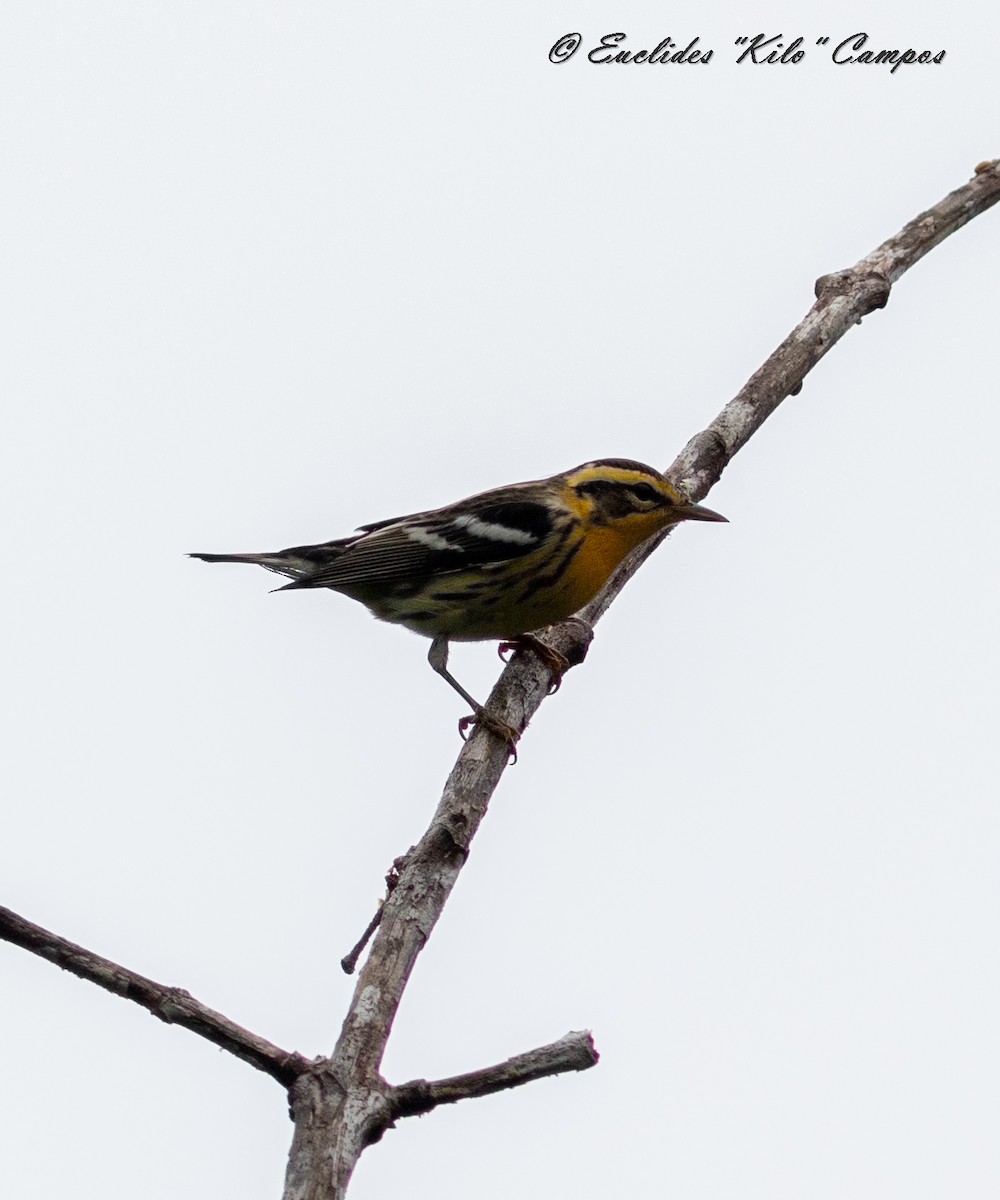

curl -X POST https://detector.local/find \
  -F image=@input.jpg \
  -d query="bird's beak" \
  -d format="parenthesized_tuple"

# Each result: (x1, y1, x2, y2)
(677, 502, 728, 523)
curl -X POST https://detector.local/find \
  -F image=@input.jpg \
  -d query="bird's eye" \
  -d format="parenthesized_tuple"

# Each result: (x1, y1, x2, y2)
(629, 482, 660, 503)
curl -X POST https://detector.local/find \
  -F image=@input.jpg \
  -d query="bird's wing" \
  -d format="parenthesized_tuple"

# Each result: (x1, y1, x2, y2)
(291, 498, 556, 589)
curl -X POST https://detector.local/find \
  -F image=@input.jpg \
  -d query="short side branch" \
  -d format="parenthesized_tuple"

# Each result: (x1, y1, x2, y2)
(391, 1030, 599, 1117)
(0, 905, 309, 1085)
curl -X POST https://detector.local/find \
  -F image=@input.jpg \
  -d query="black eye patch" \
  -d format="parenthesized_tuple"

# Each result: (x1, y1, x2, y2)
(627, 482, 661, 503)
(575, 480, 616, 499)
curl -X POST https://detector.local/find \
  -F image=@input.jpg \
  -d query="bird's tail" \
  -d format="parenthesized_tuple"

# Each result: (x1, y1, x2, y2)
(189, 538, 352, 585)
(187, 550, 314, 583)
(189, 552, 269, 565)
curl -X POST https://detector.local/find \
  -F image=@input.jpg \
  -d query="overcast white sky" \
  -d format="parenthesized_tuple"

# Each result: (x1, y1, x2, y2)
(2, 2, 998, 1197)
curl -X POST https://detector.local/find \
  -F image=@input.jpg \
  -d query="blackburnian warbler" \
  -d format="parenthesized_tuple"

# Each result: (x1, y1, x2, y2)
(191, 458, 726, 749)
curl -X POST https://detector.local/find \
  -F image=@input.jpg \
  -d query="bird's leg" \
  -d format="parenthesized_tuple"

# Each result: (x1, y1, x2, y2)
(427, 635, 520, 757)
(497, 632, 571, 695)
(427, 635, 485, 711)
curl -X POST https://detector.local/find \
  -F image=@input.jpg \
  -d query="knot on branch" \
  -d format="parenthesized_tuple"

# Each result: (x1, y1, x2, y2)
(425, 813, 473, 862)
(550, 616, 594, 668)
(286, 1060, 345, 1123)
(814, 268, 892, 314)
(286, 1066, 396, 1155)
(670, 428, 732, 500)
(153, 987, 195, 1023)
(391, 1079, 436, 1118)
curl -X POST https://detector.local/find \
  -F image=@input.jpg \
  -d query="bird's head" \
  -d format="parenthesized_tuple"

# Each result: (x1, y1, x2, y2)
(562, 459, 727, 539)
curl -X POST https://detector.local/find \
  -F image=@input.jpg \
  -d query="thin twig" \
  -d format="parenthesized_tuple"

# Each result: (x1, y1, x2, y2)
(341, 856, 406, 974)
(340, 907, 384, 976)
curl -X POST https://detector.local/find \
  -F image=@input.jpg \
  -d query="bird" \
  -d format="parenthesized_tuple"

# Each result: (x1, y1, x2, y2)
(190, 458, 727, 751)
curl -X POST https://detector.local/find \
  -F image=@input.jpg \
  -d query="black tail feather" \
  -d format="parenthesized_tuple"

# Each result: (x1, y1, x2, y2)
(188, 552, 265, 564)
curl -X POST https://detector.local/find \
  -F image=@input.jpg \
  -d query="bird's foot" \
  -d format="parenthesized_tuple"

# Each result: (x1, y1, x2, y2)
(498, 634, 571, 695)
(458, 708, 520, 762)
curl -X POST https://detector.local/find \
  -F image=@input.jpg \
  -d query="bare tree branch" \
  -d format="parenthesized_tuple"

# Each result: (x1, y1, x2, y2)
(391, 1031, 599, 1117)
(0, 905, 310, 1085)
(3, 162, 997, 1200)
(298, 161, 1000, 1199)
